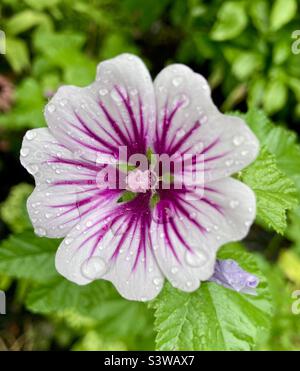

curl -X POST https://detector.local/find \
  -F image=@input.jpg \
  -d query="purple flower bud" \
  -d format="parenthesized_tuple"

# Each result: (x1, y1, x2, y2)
(208, 259, 259, 296)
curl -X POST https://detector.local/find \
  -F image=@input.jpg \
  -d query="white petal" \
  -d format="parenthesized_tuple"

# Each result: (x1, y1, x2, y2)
(45, 53, 156, 162)
(20, 128, 118, 238)
(151, 177, 256, 292)
(55, 196, 164, 301)
(153, 64, 259, 181)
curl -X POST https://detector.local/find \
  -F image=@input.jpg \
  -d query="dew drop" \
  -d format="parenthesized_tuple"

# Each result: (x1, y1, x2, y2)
(81, 257, 108, 280)
(99, 88, 108, 96)
(185, 249, 208, 268)
(47, 104, 56, 113)
(60, 99, 68, 107)
(176, 129, 185, 138)
(110, 89, 122, 103)
(28, 164, 39, 175)
(225, 159, 234, 167)
(130, 88, 138, 96)
(189, 211, 197, 219)
(35, 227, 46, 237)
(171, 266, 178, 274)
(64, 237, 73, 245)
(21, 148, 30, 157)
(153, 277, 163, 286)
(233, 136, 244, 146)
(172, 76, 183, 87)
(229, 200, 239, 209)
(26, 131, 37, 141)
(245, 220, 251, 228)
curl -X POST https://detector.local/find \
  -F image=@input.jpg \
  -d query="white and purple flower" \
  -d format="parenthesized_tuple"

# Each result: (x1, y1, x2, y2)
(20, 54, 259, 301)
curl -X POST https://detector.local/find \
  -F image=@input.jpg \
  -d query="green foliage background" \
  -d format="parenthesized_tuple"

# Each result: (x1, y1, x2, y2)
(0, 0, 300, 350)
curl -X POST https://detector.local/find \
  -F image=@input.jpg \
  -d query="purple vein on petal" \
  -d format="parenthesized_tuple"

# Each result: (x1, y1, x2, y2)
(115, 86, 145, 153)
(98, 101, 131, 147)
(168, 120, 201, 155)
(74, 112, 118, 154)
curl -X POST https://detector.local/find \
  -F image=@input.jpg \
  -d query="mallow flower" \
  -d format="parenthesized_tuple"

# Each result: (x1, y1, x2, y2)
(20, 54, 259, 301)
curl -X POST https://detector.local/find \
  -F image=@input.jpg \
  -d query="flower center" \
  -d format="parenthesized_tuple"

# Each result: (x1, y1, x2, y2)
(125, 169, 151, 193)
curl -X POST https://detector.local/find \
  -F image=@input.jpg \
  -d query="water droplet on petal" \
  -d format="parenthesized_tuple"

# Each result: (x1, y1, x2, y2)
(26, 131, 37, 141)
(186, 281, 192, 288)
(35, 227, 46, 237)
(225, 159, 234, 167)
(245, 220, 251, 228)
(47, 104, 56, 113)
(110, 89, 122, 103)
(185, 249, 209, 268)
(172, 76, 183, 87)
(64, 237, 73, 245)
(60, 99, 68, 107)
(152, 200, 175, 225)
(176, 129, 185, 138)
(189, 211, 197, 219)
(229, 200, 239, 209)
(99, 88, 108, 96)
(130, 88, 138, 96)
(171, 266, 178, 274)
(28, 164, 39, 175)
(81, 257, 107, 280)
(21, 148, 30, 157)
(153, 277, 163, 286)
(233, 136, 244, 146)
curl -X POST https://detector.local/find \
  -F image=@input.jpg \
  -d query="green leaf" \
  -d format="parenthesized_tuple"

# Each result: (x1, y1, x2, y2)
(232, 52, 263, 80)
(6, 10, 51, 35)
(0, 183, 33, 233)
(249, 0, 270, 33)
(0, 232, 59, 282)
(263, 79, 287, 114)
(240, 147, 298, 234)
(5, 37, 30, 73)
(0, 77, 45, 129)
(211, 2, 247, 41)
(26, 278, 154, 341)
(248, 77, 266, 107)
(278, 250, 300, 285)
(24, 0, 61, 10)
(72, 331, 127, 351)
(152, 243, 272, 350)
(270, 0, 297, 31)
(287, 206, 300, 255)
(242, 109, 300, 193)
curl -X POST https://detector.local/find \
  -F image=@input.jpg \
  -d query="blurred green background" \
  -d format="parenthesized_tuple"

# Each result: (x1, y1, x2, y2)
(0, 0, 300, 351)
